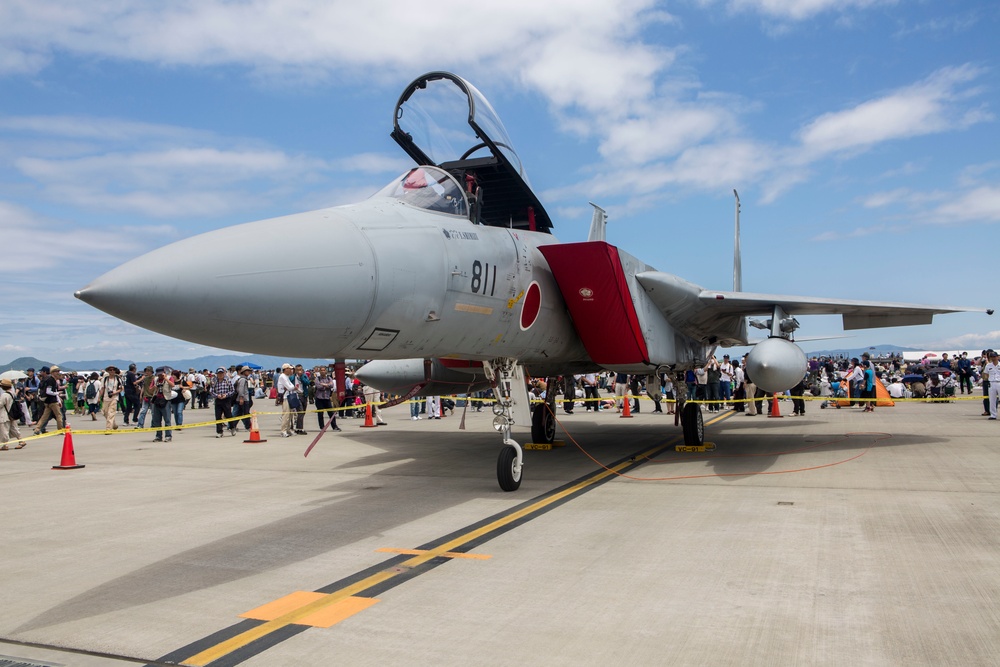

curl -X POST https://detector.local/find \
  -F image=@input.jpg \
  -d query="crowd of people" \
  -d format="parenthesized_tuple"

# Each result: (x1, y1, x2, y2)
(3, 349, 998, 450)
(530, 349, 1000, 418)
(0, 362, 395, 446)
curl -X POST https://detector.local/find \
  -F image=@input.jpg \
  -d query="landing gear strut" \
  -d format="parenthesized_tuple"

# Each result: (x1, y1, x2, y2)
(485, 358, 527, 491)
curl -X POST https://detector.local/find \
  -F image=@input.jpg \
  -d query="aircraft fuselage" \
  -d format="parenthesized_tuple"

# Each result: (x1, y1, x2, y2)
(77, 198, 592, 367)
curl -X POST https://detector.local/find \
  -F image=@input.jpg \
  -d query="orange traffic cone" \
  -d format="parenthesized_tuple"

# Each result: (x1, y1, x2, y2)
(620, 395, 633, 418)
(768, 393, 783, 418)
(360, 402, 377, 428)
(243, 412, 267, 443)
(53, 426, 85, 470)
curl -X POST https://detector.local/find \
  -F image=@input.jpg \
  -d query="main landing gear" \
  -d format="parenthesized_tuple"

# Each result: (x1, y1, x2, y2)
(530, 381, 557, 446)
(676, 395, 705, 447)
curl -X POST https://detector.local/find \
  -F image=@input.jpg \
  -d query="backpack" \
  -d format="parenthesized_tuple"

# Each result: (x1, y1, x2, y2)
(5, 394, 22, 421)
(86, 382, 98, 399)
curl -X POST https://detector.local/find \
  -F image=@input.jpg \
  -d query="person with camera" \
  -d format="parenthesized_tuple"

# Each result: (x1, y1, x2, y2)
(150, 368, 174, 442)
(211, 367, 237, 437)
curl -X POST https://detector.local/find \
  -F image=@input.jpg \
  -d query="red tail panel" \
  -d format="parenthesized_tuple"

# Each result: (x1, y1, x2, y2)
(539, 242, 649, 366)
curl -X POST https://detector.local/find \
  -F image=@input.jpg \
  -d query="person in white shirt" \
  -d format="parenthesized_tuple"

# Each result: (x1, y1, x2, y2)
(719, 356, 734, 408)
(581, 373, 600, 411)
(662, 376, 675, 414)
(886, 378, 906, 400)
(983, 350, 1000, 419)
(275, 364, 297, 437)
(101, 366, 124, 431)
(732, 362, 745, 412)
(844, 358, 865, 407)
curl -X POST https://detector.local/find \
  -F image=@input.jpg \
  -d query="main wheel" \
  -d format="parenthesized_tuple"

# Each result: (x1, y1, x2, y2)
(497, 444, 522, 491)
(682, 402, 704, 446)
(530, 404, 556, 444)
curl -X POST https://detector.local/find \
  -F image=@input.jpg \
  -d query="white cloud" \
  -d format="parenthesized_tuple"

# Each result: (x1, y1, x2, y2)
(1, 117, 337, 217)
(810, 224, 892, 242)
(0, 115, 210, 143)
(1, 1, 993, 233)
(16, 147, 322, 191)
(797, 65, 991, 159)
(329, 153, 412, 175)
(861, 188, 913, 208)
(927, 330, 1000, 351)
(599, 106, 735, 164)
(715, 0, 892, 21)
(0, 200, 148, 267)
(926, 185, 1000, 224)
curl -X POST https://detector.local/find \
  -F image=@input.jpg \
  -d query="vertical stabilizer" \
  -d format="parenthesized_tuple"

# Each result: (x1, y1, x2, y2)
(587, 202, 607, 242)
(733, 189, 742, 292)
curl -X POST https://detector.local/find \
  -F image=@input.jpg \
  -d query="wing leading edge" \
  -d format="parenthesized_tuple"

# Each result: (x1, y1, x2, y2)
(636, 271, 992, 341)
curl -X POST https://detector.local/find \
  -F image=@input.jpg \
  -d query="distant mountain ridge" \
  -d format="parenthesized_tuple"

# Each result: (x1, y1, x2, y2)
(0, 356, 60, 372)
(2, 354, 353, 373)
(0, 344, 938, 374)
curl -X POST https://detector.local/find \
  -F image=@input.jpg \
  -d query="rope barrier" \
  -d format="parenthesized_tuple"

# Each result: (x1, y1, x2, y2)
(11, 388, 985, 443)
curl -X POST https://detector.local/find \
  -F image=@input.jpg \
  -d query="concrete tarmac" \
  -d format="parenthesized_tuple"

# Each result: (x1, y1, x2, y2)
(1, 397, 998, 666)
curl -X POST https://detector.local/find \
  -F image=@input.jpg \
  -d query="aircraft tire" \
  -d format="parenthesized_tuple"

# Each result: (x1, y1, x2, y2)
(530, 404, 556, 444)
(682, 402, 704, 446)
(497, 444, 522, 492)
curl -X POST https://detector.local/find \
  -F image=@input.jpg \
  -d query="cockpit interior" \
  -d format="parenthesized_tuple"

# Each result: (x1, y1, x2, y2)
(387, 71, 554, 234)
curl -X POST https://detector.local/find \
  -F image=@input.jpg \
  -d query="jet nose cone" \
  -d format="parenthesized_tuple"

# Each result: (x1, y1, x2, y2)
(77, 210, 377, 356)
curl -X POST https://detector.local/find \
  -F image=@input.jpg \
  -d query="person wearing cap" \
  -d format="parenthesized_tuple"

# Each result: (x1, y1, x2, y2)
(984, 351, 1000, 420)
(135, 366, 156, 429)
(101, 366, 124, 431)
(0, 378, 27, 450)
(33, 366, 65, 434)
(211, 367, 237, 437)
(313, 366, 341, 432)
(169, 369, 188, 429)
(82, 371, 102, 420)
(150, 368, 174, 442)
(292, 364, 310, 435)
(276, 363, 296, 437)
(844, 358, 864, 407)
(22, 368, 40, 423)
(233, 366, 254, 431)
(956, 352, 973, 395)
(123, 363, 140, 426)
(719, 355, 734, 409)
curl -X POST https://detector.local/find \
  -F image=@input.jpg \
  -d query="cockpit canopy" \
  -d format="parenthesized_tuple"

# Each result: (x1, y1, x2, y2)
(390, 72, 553, 233)
(373, 166, 469, 217)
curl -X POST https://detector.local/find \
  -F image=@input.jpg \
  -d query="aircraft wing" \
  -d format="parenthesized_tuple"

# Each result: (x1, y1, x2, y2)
(637, 272, 992, 331)
(697, 290, 990, 329)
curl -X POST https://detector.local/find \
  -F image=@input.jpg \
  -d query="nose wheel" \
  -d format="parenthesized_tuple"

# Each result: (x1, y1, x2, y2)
(497, 440, 523, 491)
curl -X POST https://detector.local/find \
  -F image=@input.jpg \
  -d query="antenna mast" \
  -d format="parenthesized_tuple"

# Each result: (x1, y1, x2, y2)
(733, 189, 742, 292)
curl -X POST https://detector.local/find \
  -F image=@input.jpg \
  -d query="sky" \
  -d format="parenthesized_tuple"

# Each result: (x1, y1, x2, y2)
(1, 0, 998, 364)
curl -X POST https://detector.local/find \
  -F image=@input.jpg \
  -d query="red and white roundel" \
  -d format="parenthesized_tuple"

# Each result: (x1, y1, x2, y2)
(519, 281, 541, 331)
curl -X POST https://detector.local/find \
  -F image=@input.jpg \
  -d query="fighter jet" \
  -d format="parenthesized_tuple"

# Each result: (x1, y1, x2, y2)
(77, 71, 992, 491)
